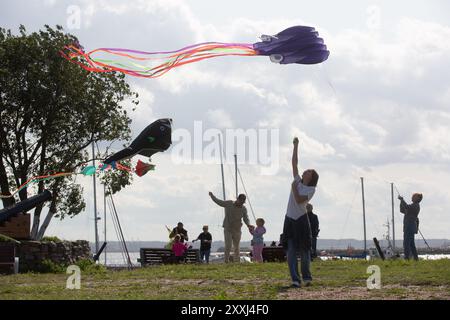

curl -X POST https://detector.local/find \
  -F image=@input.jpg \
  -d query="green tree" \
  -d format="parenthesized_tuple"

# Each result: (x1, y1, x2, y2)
(0, 25, 138, 240)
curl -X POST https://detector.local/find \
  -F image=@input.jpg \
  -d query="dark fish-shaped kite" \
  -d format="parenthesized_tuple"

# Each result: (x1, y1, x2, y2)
(104, 118, 173, 165)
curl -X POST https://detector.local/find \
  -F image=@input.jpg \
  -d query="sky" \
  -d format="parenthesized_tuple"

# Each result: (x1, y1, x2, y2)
(1, 0, 449, 245)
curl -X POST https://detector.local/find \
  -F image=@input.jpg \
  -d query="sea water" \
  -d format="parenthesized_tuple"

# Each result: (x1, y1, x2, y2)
(100, 252, 450, 266)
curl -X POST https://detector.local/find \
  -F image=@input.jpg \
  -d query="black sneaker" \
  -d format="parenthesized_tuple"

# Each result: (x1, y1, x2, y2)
(291, 281, 301, 288)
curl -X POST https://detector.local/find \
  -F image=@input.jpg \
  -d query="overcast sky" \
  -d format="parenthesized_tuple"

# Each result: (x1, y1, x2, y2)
(1, 0, 449, 244)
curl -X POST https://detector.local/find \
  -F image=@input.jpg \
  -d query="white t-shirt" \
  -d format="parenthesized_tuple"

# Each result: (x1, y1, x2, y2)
(286, 175, 316, 220)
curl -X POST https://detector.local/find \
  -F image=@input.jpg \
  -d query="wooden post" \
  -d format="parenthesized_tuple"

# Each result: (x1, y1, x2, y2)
(391, 183, 395, 250)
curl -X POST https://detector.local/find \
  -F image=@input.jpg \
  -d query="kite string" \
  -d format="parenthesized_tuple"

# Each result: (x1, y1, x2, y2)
(0, 159, 151, 199)
(0, 172, 74, 199)
(336, 179, 360, 249)
(237, 167, 257, 223)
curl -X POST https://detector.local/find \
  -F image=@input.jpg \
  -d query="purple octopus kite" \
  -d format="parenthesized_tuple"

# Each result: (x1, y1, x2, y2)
(61, 25, 330, 78)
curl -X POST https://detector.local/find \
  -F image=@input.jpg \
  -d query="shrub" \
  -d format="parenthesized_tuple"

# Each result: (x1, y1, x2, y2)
(37, 259, 66, 274)
(75, 258, 107, 274)
(41, 236, 62, 243)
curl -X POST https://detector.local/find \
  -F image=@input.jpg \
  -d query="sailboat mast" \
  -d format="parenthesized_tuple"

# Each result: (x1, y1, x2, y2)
(361, 177, 367, 253)
(386, 218, 390, 243)
(234, 154, 238, 198)
(92, 142, 99, 255)
(103, 183, 107, 265)
(218, 134, 226, 200)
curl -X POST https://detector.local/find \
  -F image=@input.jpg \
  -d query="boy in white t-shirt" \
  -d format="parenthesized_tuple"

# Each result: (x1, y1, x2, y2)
(283, 137, 319, 288)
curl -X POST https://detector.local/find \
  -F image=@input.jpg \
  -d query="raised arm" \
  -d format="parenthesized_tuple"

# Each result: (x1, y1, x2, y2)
(292, 180, 309, 204)
(292, 137, 299, 178)
(398, 196, 409, 214)
(209, 192, 227, 207)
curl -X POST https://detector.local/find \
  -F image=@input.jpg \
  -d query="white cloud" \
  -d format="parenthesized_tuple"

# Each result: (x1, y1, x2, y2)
(207, 109, 234, 128)
(329, 17, 450, 83)
(43, 0, 57, 6)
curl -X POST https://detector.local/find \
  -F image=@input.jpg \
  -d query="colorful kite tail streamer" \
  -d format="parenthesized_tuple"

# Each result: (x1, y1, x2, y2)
(0, 172, 73, 199)
(61, 42, 258, 78)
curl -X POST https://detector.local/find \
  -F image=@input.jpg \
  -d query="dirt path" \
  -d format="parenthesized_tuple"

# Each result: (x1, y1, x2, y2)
(277, 285, 450, 300)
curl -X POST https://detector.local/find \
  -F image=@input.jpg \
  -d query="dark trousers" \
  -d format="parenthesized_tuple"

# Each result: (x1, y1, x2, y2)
(200, 249, 211, 263)
(287, 238, 312, 283)
(283, 215, 312, 283)
(175, 256, 185, 263)
(404, 223, 418, 261)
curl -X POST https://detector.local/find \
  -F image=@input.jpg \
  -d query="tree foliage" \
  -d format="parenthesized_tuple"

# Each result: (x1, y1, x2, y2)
(0, 25, 139, 239)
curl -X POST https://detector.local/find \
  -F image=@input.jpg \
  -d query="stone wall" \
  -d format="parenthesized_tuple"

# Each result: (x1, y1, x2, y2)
(17, 240, 92, 272)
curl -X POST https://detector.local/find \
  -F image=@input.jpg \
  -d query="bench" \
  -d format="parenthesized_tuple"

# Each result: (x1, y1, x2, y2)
(138, 248, 200, 266)
(0, 244, 16, 274)
(262, 246, 287, 262)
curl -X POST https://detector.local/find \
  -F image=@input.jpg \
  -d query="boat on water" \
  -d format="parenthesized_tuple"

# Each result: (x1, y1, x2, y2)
(209, 252, 252, 264)
(368, 219, 401, 260)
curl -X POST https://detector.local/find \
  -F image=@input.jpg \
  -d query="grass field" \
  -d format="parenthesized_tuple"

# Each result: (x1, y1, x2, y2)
(1, 259, 450, 300)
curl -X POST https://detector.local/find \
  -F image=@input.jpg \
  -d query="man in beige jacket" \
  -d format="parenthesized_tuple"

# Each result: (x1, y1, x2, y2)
(209, 192, 252, 263)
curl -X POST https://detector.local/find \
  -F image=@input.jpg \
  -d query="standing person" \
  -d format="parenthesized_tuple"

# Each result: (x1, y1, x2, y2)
(249, 218, 266, 263)
(172, 234, 189, 263)
(306, 204, 320, 260)
(283, 137, 319, 288)
(208, 192, 252, 263)
(170, 222, 189, 243)
(398, 193, 423, 261)
(193, 225, 213, 264)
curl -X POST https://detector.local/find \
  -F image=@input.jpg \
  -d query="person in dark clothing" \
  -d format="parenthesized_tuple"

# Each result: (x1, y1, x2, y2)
(169, 222, 189, 243)
(279, 233, 287, 247)
(193, 225, 213, 263)
(398, 193, 422, 261)
(306, 203, 320, 260)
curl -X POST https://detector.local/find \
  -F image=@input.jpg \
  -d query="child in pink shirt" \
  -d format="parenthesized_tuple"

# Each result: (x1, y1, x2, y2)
(172, 234, 189, 263)
(249, 218, 266, 263)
